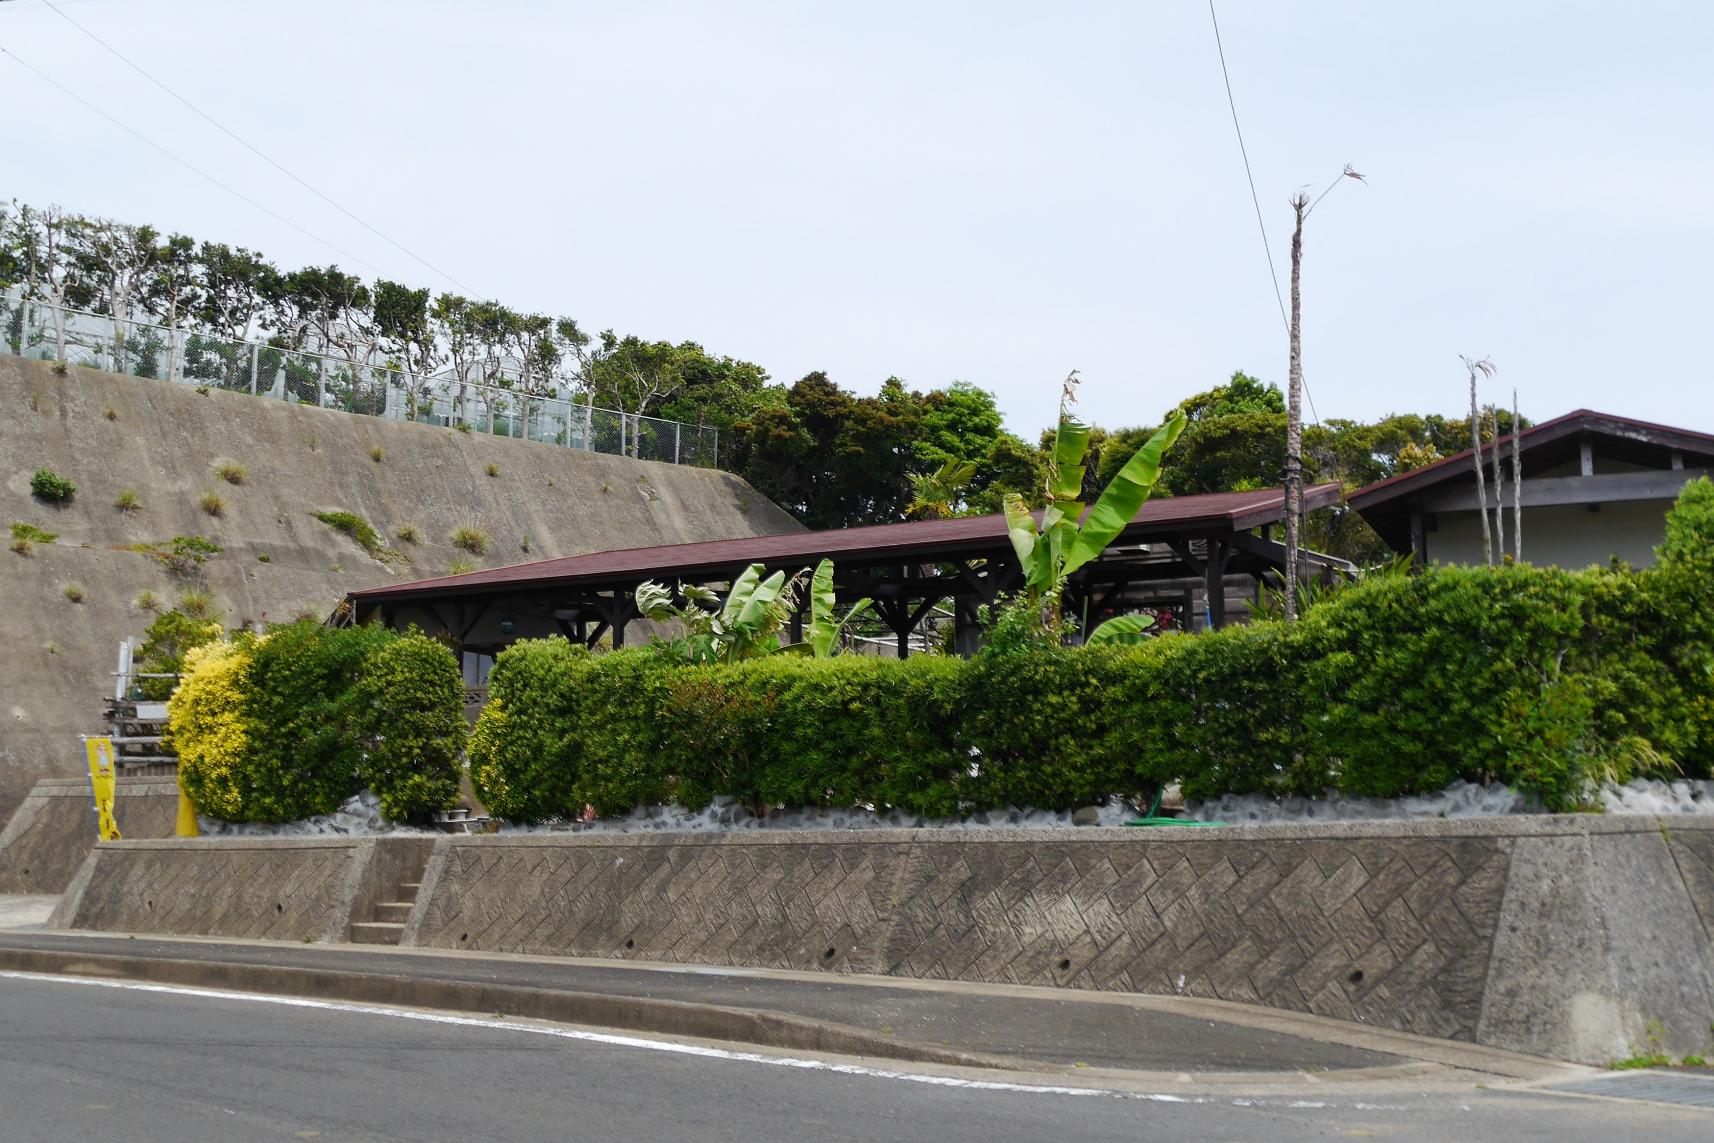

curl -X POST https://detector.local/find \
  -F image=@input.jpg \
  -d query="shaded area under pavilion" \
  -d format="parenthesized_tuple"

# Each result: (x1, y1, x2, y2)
(341, 483, 1346, 665)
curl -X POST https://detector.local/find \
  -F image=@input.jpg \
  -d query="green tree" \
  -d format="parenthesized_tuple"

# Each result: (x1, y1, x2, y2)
(195, 242, 281, 345)
(728, 372, 925, 528)
(652, 343, 774, 429)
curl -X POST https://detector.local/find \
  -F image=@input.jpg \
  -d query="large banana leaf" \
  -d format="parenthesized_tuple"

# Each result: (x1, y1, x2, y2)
(807, 558, 873, 657)
(634, 579, 676, 620)
(732, 567, 789, 631)
(719, 564, 767, 626)
(1084, 612, 1156, 646)
(1002, 493, 1046, 587)
(1048, 419, 1092, 503)
(1064, 414, 1186, 575)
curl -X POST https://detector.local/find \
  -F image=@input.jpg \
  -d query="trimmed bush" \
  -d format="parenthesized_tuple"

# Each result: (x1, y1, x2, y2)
(170, 639, 258, 820)
(469, 637, 594, 822)
(565, 649, 676, 815)
(469, 643, 674, 819)
(1297, 564, 1593, 802)
(1649, 477, 1714, 774)
(350, 633, 467, 822)
(1125, 621, 1323, 802)
(668, 655, 967, 816)
(959, 637, 1139, 810)
(172, 620, 468, 824)
(240, 619, 400, 821)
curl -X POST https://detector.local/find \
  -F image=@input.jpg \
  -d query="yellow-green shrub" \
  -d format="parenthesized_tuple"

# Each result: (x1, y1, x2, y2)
(169, 638, 258, 820)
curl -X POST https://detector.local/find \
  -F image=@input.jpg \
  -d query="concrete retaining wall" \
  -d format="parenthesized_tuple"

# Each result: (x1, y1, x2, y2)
(50, 836, 428, 943)
(0, 354, 801, 821)
(47, 817, 1714, 1063)
(0, 777, 181, 893)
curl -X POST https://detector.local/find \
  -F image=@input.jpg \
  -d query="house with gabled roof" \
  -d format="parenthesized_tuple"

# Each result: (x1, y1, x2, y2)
(1348, 410, 1714, 569)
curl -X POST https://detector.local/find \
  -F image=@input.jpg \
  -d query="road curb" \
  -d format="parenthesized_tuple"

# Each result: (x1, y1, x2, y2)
(0, 945, 1016, 1071)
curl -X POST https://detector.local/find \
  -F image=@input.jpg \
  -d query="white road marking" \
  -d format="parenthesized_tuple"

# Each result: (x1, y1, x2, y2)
(0, 969, 1406, 1109)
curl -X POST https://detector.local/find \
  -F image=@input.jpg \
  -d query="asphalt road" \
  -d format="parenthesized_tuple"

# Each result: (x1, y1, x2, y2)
(1, 974, 1710, 1143)
(0, 931, 1401, 1073)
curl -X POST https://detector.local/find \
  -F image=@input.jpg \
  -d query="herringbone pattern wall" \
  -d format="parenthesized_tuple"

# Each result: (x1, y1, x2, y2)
(884, 837, 1509, 1041)
(413, 839, 913, 974)
(413, 833, 1512, 1042)
(0, 779, 181, 893)
(65, 842, 358, 941)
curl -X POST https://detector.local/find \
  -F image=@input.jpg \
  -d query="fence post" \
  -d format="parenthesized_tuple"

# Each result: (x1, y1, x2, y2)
(249, 342, 259, 394)
(315, 357, 325, 407)
(674, 422, 681, 465)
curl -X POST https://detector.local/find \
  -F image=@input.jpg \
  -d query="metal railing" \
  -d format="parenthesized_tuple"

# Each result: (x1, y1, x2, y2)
(0, 292, 722, 469)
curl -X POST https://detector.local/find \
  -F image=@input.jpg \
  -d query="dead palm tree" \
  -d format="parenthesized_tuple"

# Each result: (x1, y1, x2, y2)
(1462, 356, 1498, 565)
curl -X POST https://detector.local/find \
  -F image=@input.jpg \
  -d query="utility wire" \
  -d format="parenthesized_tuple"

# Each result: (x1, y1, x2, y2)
(35, 0, 476, 294)
(0, 42, 387, 275)
(1206, 0, 1320, 426)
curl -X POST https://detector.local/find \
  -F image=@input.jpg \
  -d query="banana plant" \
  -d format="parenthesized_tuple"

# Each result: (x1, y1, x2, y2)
(636, 563, 801, 664)
(637, 559, 872, 662)
(804, 558, 873, 657)
(1001, 408, 1185, 639)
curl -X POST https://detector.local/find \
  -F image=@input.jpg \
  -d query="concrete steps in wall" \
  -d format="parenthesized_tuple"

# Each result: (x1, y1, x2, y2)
(344, 852, 431, 946)
(348, 921, 407, 945)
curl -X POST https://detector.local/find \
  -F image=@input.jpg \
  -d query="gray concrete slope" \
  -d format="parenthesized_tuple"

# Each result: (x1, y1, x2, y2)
(0, 354, 800, 820)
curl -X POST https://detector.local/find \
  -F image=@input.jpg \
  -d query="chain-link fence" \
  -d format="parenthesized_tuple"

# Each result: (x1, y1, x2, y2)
(1, 293, 722, 469)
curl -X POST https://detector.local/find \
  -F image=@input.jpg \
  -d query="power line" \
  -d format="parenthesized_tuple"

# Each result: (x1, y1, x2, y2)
(0, 41, 387, 275)
(1206, 0, 1321, 426)
(35, 0, 477, 294)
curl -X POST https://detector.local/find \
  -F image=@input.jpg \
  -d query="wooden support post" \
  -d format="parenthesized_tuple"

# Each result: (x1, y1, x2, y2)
(1205, 538, 1228, 629)
(610, 597, 630, 649)
(953, 597, 982, 657)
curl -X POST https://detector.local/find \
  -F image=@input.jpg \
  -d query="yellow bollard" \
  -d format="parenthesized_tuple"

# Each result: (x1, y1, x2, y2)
(83, 736, 122, 842)
(175, 765, 200, 837)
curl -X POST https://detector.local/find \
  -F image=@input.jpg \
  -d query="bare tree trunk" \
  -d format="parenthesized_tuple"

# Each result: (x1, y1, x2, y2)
(166, 296, 180, 383)
(1283, 195, 1308, 621)
(1511, 388, 1524, 562)
(1489, 405, 1505, 560)
(1466, 360, 1492, 565)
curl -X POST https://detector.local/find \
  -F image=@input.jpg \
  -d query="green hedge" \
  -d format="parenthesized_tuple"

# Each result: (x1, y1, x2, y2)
(350, 633, 469, 822)
(172, 620, 466, 823)
(469, 480, 1714, 821)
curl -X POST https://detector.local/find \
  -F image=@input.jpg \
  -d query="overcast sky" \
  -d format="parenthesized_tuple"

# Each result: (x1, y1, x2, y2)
(3, 0, 1710, 434)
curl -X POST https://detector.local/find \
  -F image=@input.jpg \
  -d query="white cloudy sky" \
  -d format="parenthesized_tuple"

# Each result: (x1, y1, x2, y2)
(2, 0, 1711, 434)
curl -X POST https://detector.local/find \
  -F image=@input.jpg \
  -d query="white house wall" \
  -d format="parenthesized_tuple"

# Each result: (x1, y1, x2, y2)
(1427, 499, 1675, 569)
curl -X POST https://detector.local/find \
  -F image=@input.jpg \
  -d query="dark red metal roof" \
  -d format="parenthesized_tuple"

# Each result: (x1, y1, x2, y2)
(1348, 409, 1714, 511)
(348, 483, 1343, 605)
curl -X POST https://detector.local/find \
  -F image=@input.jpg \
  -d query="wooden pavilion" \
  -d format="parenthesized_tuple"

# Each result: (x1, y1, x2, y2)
(341, 483, 1345, 672)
